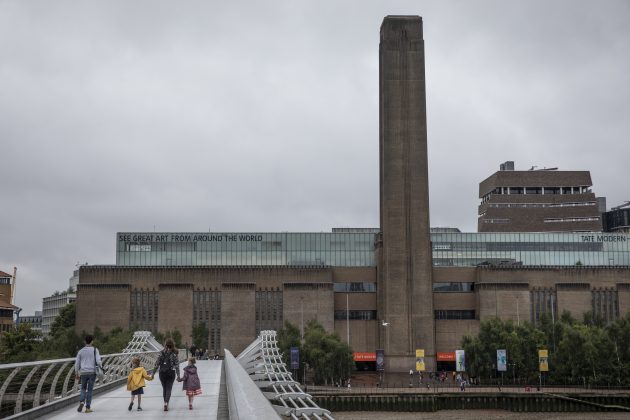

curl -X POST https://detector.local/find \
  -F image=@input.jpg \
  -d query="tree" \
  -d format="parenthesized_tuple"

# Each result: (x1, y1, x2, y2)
(192, 323, 209, 349)
(302, 320, 353, 385)
(49, 302, 76, 336)
(0, 323, 41, 363)
(277, 320, 354, 385)
(461, 317, 545, 381)
(155, 330, 183, 348)
(277, 321, 301, 366)
(462, 313, 630, 386)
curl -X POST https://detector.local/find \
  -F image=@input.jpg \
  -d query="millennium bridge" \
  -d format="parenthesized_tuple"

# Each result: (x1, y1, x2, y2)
(0, 331, 333, 420)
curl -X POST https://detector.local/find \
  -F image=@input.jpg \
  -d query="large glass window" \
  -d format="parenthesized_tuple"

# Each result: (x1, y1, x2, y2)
(432, 282, 474, 292)
(334, 310, 377, 320)
(434, 310, 475, 320)
(333, 283, 376, 293)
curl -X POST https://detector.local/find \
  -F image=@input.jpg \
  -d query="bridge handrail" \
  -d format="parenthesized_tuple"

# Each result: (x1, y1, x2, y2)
(235, 330, 334, 420)
(0, 331, 180, 419)
(225, 349, 281, 420)
(0, 351, 160, 371)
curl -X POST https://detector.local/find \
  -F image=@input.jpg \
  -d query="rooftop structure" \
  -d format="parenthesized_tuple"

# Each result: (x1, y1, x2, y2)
(478, 161, 603, 232)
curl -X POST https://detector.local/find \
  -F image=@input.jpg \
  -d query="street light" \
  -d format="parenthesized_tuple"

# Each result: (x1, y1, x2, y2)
(381, 320, 390, 353)
(300, 296, 304, 342)
(378, 320, 390, 387)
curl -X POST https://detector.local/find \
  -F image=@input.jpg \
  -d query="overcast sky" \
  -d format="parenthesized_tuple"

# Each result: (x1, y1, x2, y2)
(1, 0, 629, 314)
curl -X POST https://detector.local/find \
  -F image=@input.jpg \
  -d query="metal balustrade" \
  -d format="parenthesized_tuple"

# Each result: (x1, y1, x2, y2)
(0, 331, 181, 418)
(235, 330, 334, 420)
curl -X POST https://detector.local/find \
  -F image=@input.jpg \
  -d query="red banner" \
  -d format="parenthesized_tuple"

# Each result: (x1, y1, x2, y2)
(436, 352, 456, 362)
(353, 352, 376, 362)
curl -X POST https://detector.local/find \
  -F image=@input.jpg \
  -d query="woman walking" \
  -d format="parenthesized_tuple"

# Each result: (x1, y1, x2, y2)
(152, 338, 180, 411)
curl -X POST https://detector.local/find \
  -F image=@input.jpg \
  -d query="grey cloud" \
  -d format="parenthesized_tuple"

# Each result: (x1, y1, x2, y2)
(1, 0, 628, 313)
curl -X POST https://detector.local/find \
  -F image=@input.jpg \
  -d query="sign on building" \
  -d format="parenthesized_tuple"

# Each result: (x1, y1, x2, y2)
(415, 349, 425, 372)
(376, 349, 385, 371)
(455, 349, 465, 372)
(290, 347, 299, 370)
(538, 349, 549, 372)
(497, 349, 507, 372)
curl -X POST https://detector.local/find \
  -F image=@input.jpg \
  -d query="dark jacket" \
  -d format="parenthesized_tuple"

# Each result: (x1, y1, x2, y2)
(181, 365, 201, 391)
(153, 350, 181, 379)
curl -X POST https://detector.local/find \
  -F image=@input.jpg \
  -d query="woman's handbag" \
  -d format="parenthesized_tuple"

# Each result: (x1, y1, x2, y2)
(94, 347, 106, 382)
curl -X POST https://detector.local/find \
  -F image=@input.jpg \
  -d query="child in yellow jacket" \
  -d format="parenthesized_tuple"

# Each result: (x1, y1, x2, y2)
(127, 357, 153, 411)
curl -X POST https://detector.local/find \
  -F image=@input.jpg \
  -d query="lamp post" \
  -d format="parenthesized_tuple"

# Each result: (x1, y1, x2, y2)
(346, 293, 350, 345)
(381, 320, 390, 351)
(300, 296, 304, 342)
(378, 320, 390, 386)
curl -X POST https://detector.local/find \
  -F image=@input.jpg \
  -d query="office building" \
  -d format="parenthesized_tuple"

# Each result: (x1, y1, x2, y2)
(20, 311, 42, 334)
(603, 202, 630, 233)
(478, 162, 603, 232)
(42, 290, 76, 336)
(0, 270, 16, 333)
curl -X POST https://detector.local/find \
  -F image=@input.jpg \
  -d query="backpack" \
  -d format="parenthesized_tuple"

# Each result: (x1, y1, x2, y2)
(159, 351, 174, 374)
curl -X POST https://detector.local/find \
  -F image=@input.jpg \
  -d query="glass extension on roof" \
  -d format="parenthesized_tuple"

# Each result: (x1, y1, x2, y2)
(116, 231, 630, 267)
(431, 232, 630, 267)
(116, 232, 376, 267)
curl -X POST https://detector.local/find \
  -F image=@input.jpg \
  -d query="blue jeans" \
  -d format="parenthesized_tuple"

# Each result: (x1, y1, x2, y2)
(79, 373, 96, 407)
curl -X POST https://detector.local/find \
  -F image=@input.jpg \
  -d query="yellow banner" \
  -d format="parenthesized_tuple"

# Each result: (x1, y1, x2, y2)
(539, 349, 549, 372)
(415, 349, 425, 372)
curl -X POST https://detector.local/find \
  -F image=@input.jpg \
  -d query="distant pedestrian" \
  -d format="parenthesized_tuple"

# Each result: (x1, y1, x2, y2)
(127, 357, 153, 411)
(74, 334, 102, 414)
(178, 357, 202, 410)
(153, 338, 181, 411)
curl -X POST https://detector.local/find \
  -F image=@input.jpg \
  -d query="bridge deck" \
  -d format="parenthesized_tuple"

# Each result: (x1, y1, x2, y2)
(42, 360, 223, 420)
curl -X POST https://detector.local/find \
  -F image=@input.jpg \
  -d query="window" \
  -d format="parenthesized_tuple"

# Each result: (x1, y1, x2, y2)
(333, 283, 376, 293)
(127, 243, 152, 252)
(544, 217, 600, 223)
(591, 289, 619, 324)
(530, 288, 557, 325)
(509, 187, 523, 194)
(434, 310, 475, 320)
(255, 289, 283, 334)
(334, 310, 377, 320)
(483, 218, 510, 224)
(432, 282, 474, 292)
(544, 187, 560, 195)
(562, 187, 573, 194)
(526, 187, 542, 195)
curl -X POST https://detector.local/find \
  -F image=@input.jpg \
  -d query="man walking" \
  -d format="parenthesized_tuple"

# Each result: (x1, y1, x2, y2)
(75, 334, 101, 413)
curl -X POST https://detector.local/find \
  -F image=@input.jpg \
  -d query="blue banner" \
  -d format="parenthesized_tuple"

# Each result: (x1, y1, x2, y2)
(376, 349, 385, 371)
(290, 347, 300, 369)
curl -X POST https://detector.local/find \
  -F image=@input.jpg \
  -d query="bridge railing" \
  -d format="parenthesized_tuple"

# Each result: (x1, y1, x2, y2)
(235, 330, 334, 420)
(0, 331, 180, 419)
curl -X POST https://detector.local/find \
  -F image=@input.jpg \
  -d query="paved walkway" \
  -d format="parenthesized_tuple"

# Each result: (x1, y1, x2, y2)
(43, 360, 223, 420)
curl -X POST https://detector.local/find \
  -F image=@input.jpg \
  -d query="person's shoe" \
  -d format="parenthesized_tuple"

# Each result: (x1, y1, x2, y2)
(189, 404, 193, 410)
(85, 407, 93, 413)
(137, 407, 142, 411)
(164, 404, 168, 411)
(77, 402, 84, 412)
(128, 402, 133, 411)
